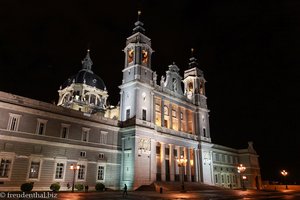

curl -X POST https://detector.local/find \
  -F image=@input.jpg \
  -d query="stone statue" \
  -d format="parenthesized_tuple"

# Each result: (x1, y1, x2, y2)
(173, 79, 177, 92)
(160, 75, 165, 87)
(153, 72, 157, 85)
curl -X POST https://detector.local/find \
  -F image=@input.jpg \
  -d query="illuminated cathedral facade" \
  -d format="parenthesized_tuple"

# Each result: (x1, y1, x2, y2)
(0, 17, 261, 191)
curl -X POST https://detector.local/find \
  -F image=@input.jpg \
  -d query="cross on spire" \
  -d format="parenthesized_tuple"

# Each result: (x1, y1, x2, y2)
(82, 49, 93, 71)
(133, 10, 145, 33)
(188, 48, 199, 68)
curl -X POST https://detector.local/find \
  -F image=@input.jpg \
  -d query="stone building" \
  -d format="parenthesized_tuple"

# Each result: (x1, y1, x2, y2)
(0, 17, 261, 191)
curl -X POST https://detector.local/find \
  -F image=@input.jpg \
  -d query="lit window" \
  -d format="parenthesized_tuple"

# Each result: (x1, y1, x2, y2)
(7, 113, 21, 131)
(97, 166, 105, 181)
(172, 110, 176, 118)
(155, 104, 160, 112)
(77, 165, 85, 180)
(164, 106, 169, 116)
(0, 158, 12, 178)
(29, 161, 40, 179)
(55, 163, 64, 179)
(180, 112, 183, 120)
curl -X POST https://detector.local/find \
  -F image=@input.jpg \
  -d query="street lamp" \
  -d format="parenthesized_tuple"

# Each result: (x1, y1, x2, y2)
(176, 155, 187, 192)
(70, 164, 80, 192)
(237, 164, 246, 190)
(281, 170, 288, 190)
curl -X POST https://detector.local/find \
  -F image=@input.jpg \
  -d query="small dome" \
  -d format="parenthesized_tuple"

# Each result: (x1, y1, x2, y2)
(62, 69, 106, 90)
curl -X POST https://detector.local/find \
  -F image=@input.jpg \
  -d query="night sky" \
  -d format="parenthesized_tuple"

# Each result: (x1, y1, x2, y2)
(0, 1, 299, 183)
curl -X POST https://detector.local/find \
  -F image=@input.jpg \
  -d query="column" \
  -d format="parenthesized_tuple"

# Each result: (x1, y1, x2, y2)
(119, 91, 124, 121)
(187, 148, 192, 182)
(183, 147, 187, 181)
(175, 146, 181, 180)
(178, 106, 181, 131)
(185, 109, 189, 132)
(194, 149, 199, 182)
(160, 142, 166, 181)
(151, 93, 155, 123)
(135, 87, 140, 119)
(151, 139, 157, 181)
(169, 144, 175, 181)
(169, 102, 173, 129)
(161, 98, 164, 127)
(192, 111, 195, 134)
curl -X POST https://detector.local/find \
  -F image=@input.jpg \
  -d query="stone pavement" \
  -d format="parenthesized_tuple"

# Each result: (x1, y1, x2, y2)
(56, 189, 300, 200)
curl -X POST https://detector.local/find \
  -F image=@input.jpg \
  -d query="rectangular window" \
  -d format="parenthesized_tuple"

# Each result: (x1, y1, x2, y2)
(60, 124, 70, 139)
(77, 165, 85, 180)
(142, 109, 146, 120)
(97, 166, 105, 181)
(215, 174, 218, 183)
(29, 161, 40, 179)
(155, 104, 160, 112)
(80, 151, 86, 157)
(82, 128, 90, 142)
(172, 110, 176, 118)
(165, 148, 169, 155)
(36, 119, 47, 135)
(156, 146, 160, 155)
(221, 175, 224, 183)
(203, 128, 206, 137)
(164, 106, 169, 116)
(0, 158, 12, 178)
(216, 153, 219, 161)
(7, 113, 21, 131)
(173, 149, 177, 157)
(100, 131, 108, 144)
(99, 153, 105, 159)
(180, 112, 183, 120)
(126, 109, 130, 120)
(55, 163, 64, 179)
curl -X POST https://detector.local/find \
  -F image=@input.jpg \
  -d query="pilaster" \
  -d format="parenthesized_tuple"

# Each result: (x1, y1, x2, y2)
(160, 142, 166, 181)
(169, 144, 175, 181)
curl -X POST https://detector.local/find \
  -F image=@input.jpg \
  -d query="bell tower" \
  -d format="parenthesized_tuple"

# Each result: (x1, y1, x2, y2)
(183, 49, 211, 140)
(119, 11, 155, 122)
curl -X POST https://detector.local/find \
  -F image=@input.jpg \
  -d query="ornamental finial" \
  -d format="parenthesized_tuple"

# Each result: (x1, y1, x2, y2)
(82, 49, 93, 71)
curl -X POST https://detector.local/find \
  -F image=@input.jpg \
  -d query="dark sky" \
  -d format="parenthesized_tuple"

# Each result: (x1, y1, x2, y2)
(0, 0, 299, 183)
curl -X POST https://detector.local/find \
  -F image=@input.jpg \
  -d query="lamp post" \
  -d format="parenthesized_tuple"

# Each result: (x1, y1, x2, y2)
(70, 164, 80, 192)
(281, 170, 288, 190)
(237, 164, 246, 190)
(176, 155, 187, 192)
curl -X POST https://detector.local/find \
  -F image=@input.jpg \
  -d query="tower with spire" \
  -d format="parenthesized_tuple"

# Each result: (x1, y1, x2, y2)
(119, 11, 155, 122)
(57, 50, 108, 115)
(183, 49, 210, 139)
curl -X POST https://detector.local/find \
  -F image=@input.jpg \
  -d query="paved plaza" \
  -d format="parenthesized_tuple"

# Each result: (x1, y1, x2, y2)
(55, 189, 300, 200)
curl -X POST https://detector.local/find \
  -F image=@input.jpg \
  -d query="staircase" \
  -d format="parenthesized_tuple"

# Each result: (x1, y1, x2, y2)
(136, 181, 225, 192)
(153, 181, 225, 192)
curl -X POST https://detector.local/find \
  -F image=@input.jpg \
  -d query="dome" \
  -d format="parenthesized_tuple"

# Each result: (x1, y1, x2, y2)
(60, 50, 106, 91)
(62, 69, 106, 90)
